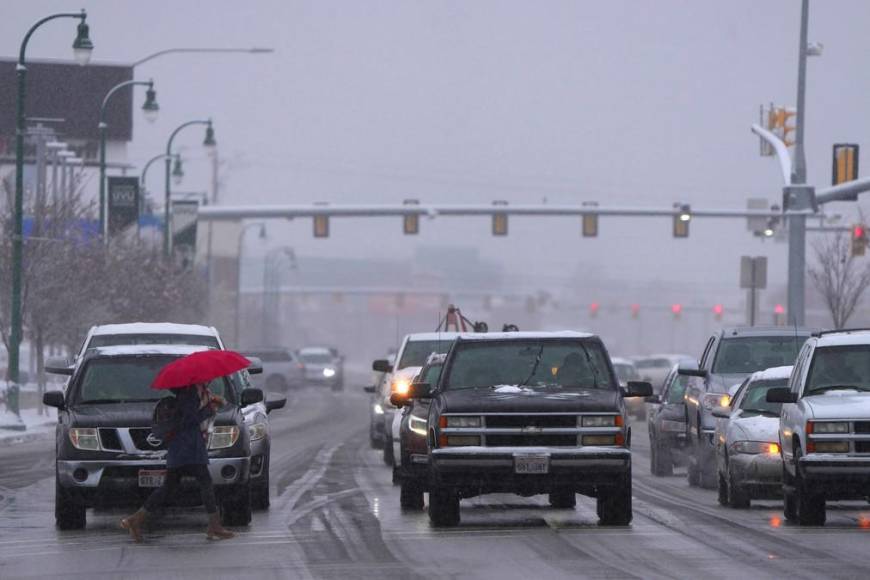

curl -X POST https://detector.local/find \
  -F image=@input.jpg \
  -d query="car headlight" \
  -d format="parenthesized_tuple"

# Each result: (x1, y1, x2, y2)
(731, 441, 779, 455)
(702, 393, 730, 410)
(209, 426, 240, 449)
(373, 403, 385, 415)
(409, 415, 428, 436)
(248, 423, 267, 441)
(444, 416, 481, 428)
(580, 415, 620, 427)
(69, 428, 100, 451)
(322, 368, 336, 378)
(809, 421, 850, 434)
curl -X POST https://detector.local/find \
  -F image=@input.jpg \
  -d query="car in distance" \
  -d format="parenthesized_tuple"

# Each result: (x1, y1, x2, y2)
(242, 347, 304, 392)
(366, 353, 395, 449)
(405, 331, 651, 527)
(43, 345, 263, 530)
(612, 357, 645, 420)
(679, 327, 811, 488)
(297, 346, 344, 391)
(713, 366, 790, 508)
(646, 364, 691, 476)
(632, 354, 694, 391)
(768, 330, 870, 526)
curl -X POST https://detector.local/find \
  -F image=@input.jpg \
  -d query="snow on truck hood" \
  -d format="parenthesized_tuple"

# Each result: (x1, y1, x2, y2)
(803, 391, 870, 420)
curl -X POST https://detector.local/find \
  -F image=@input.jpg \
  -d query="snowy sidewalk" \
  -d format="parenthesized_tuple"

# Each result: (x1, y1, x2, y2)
(0, 408, 56, 447)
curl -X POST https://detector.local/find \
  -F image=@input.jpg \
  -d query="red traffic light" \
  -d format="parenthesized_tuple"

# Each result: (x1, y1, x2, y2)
(589, 302, 600, 317)
(630, 303, 640, 318)
(854, 225, 866, 239)
(671, 304, 682, 316)
(774, 304, 785, 315)
(712, 304, 723, 315)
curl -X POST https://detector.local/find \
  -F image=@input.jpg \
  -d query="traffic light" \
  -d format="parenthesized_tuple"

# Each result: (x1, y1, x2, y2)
(713, 304, 724, 321)
(851, 224, 867, 257)
(774, 304, 785, 326)
(492, 200, 508, 236)
(768, 106, 796, 147)
(832, 144, 859, 186)
(630, 303, 640, 319)
(671, 304, 682, 319)
(673, 204, 690, 238)
(589, 302, 600, 318)
(582, 201, 598, 237)
(403, 199, 419, 235)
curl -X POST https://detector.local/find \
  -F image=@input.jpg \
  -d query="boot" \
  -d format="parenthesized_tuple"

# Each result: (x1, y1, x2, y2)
(120, 509, 147, 543)
(206, 513, 235, 540)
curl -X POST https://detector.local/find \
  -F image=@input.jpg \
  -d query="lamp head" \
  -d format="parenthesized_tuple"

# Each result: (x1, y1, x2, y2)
(171, 156, 184, 185)
(142, 84, 159, 124)
(203, 122, 217, 150)
(72, 14, 94, 66)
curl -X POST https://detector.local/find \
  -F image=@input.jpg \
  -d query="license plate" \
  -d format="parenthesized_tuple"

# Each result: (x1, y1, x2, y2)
(138, 469, 167, 488)
(514, 454, 549, 474)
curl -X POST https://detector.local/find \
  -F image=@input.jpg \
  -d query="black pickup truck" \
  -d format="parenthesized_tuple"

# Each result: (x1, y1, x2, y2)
(43, 345, 263, 530)
(397, 331, 651, 527)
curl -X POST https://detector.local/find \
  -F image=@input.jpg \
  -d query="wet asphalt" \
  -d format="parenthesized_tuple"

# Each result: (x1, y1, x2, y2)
(2, 387, 870, 580)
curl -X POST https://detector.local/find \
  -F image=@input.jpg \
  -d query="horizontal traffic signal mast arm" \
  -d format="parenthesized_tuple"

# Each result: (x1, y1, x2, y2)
(815, 176, 870, 205)
(197, 204, 786, 221)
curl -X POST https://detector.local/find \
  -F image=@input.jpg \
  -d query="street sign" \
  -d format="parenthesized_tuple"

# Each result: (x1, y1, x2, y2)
(740, 256, 767, 289)
(107, 176, 139, 237)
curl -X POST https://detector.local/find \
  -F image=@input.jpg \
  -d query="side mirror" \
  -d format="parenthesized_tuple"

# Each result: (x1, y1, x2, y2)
(408, 382, 434, 399)
(677, 361, 708, 378)
(246, 356, 263, 375)
(241, 388, 265, 406)
(372, 359, 393, 373)
(43, 391, 66, 409)
(625, 381, 653, 398)
(363, 385, 376, 394)
(389, 392, 408, 408)
(766, 387, 797, 404)
(265, 395, 286, 413)
(45, 357, 73, 376)
(711, 406, 731, 419)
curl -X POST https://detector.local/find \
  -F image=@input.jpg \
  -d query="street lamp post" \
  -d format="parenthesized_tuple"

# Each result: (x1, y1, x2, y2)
(164, 120, 215, 257)
(99, 79, 159, 240)
(235, 223, 267, 347)
(9, 10, 92, 387)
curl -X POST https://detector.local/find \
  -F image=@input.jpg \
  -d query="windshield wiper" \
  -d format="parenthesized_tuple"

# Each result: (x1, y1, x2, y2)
(579, 343, 600, 389)
(518, 345, 544, 388)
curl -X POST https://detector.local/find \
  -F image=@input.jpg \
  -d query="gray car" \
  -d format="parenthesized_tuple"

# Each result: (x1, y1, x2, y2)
(713, 366, 790, 508)
(242, 348, 305, 392)
(679, 326, 811, 488)
(647, 364, 691, 476)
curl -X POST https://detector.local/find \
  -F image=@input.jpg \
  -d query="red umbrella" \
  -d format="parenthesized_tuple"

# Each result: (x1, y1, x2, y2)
(151, 350, 252, 390)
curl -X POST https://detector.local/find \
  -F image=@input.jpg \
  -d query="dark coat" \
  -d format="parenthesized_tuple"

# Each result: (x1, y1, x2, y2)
(166, 387, 214, 469)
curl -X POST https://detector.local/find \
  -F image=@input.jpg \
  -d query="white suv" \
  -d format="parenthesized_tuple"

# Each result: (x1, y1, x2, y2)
(769, 329, 870, 526)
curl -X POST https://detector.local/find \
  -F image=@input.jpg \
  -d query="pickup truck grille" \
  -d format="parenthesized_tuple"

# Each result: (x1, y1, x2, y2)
(853, 421, 870, 434)
(129, 428, 168, 451)
(98, 428, 123, 451)
(486, 434, 578, 447)
(485, 415, 577, 429)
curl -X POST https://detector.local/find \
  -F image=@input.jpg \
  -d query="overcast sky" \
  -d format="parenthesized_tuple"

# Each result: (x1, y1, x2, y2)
(3, 0, 870, 312)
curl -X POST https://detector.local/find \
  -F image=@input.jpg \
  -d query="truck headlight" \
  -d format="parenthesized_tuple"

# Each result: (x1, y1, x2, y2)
(582, 434, 618, 446)
(249, 423, 267, 441)
(445, 416, 481, 428)
(322, 368, 336, 378)
(209, 426, 240, 449)
(812, 441, 849, 453)
(409, 415, 428, 436)
(809, 421, 850, 434)
(702, 393, 730, 410)
(580, 415, 619, 427)
(69, 428, 100, 451)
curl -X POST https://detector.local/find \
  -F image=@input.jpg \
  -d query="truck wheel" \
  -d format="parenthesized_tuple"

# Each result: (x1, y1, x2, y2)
(698, 452, 717, 489)
(597, 469, 632, 526)
(782, 462, 798, 521)
(794, 448, 825, 526)
(428, 489, 460, 527)
(55, 482, 86, 530)
(650, 442, 673, 477)
(221, 483, 252, 526)
(400, 481, 425, 511)
(727, 472, 751, 509)
(548, 490, 576, 509)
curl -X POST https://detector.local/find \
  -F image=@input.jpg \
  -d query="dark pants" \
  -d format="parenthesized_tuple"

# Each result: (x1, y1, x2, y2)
(143, 464, 217, 514)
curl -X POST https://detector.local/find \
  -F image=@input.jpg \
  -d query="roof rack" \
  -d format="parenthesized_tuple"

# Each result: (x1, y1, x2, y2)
(813, 328, 870, 337)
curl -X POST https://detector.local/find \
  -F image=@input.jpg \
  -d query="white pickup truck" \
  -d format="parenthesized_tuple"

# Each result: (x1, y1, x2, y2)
(768, 329, 870, 526)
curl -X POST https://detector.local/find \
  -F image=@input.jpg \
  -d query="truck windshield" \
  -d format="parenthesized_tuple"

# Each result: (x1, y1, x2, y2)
(805, 346, 870, 395)
(712, 337, 804, 375)
(75, 356, 231, 405)
(88, 334, 220, 349)
(399, 340, 452, 369)
(443, 340, 613, 390)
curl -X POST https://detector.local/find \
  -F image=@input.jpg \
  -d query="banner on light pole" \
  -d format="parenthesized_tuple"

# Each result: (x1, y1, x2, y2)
(107, 176, 140, 238)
